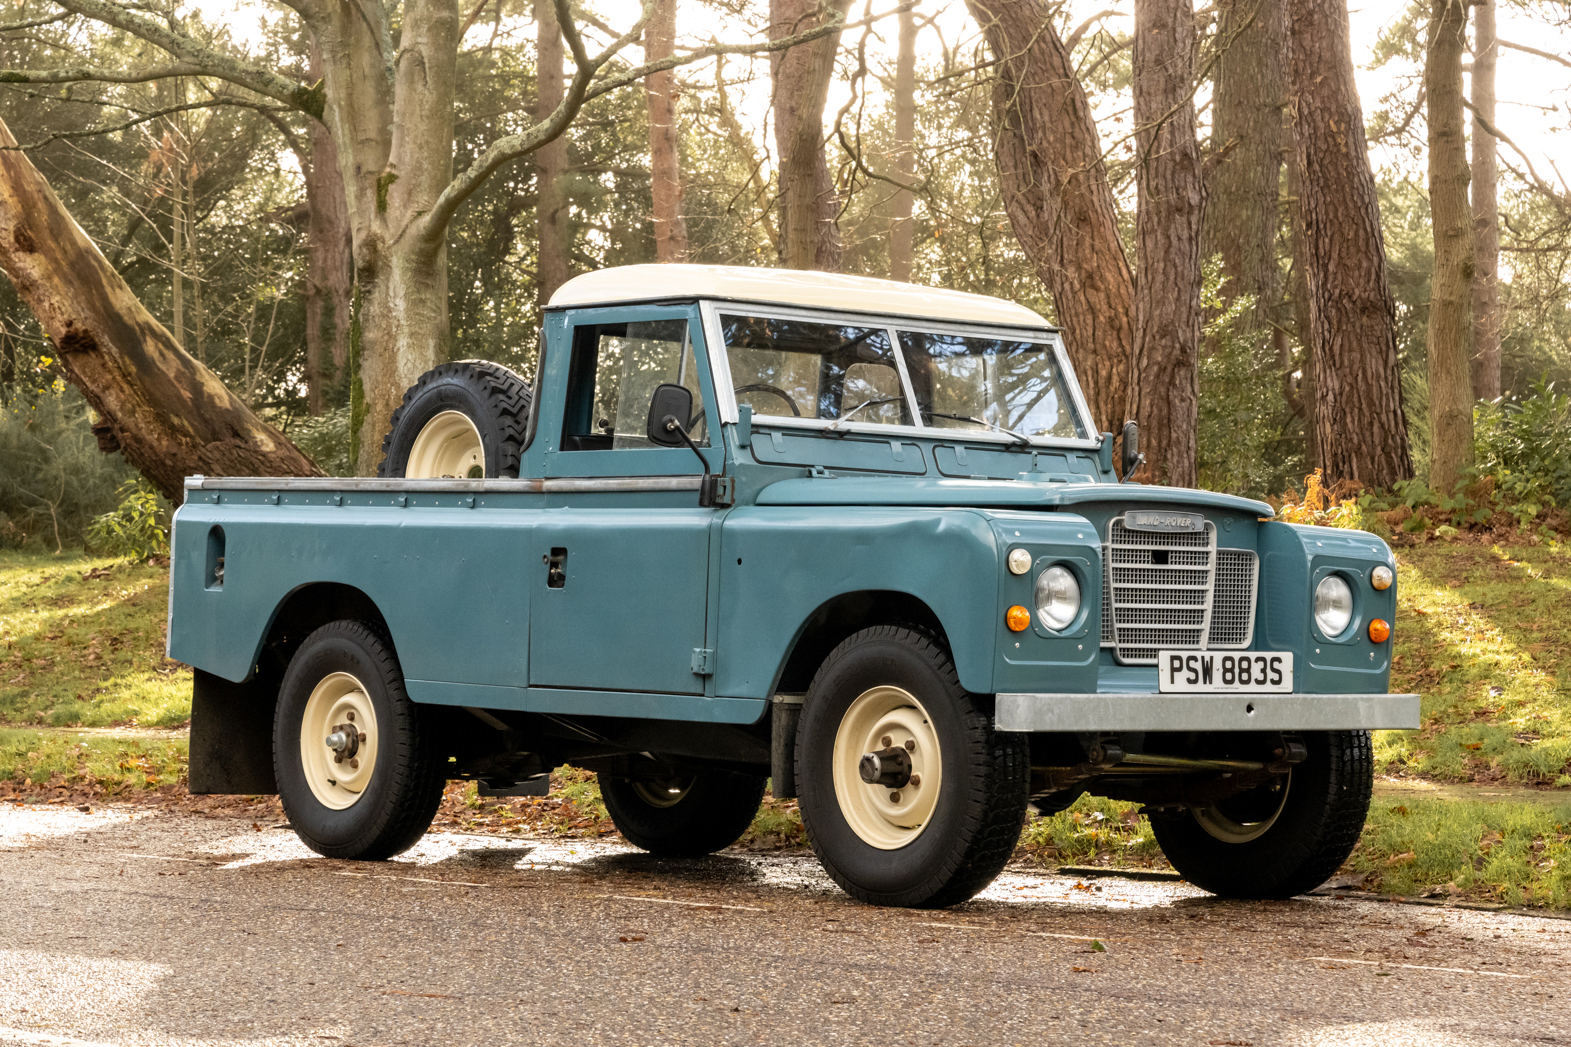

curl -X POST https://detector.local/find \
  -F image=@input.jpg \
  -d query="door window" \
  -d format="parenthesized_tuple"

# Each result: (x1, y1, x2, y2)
(561, 319, 708, 451)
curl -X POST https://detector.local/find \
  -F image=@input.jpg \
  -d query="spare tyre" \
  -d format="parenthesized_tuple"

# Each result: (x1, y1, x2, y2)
(377, 360, 532, 478)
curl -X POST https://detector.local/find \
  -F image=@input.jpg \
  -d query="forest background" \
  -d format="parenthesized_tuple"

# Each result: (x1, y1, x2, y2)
(0, 0, 1567, 549)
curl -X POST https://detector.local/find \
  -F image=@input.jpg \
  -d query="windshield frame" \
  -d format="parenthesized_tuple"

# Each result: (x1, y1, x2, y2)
(697, 300, 1099, 450)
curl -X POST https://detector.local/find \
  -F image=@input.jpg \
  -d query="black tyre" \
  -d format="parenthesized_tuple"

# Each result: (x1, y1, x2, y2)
(795, 626, 1030, 908)
(377, 360, 532, 479)
(1149, 730, 1373, 899)
(601, 769, 768, 857)
(273, 620, 447, 860)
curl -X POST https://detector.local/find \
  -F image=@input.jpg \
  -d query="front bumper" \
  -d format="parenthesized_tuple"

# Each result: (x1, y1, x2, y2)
(995, 692, 1420, 732)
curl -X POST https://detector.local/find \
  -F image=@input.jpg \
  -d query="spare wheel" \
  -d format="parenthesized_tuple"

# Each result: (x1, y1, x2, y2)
(377, 360, 532, 478)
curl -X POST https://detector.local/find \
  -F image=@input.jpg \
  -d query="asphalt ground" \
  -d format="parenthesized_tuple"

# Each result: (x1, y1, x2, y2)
(1, 805, 1568, 1047)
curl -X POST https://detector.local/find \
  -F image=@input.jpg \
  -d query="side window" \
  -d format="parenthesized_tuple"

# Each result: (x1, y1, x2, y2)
(561, 319, 709, 451)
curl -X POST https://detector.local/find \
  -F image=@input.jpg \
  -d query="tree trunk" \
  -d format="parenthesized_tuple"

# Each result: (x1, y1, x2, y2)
(965, 0, 1134, 436)
(1127, 0, 1205, 488)
(1204, 0, 1287, 349)
(1287, 0, 1412, 486)
(303, 41, 354, 416)
(0, 116, 322, 499)
(769, 0, 850, 271)
(1470, 0, 1501, 402)
(535, 0, 569, 300)
(888, 3, 917, 282)
(645, 0, 688, 263)
(354, 0, 458, 471)
(1425, 0, 1475, 492)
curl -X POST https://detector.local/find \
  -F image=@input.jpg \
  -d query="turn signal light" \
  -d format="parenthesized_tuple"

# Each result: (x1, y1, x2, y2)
(1006, 605, 1032, 632)
(1368, 618, 1391, 643)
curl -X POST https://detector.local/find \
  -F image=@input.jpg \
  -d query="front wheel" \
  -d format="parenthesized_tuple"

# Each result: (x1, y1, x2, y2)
(795, 626, 1029, 908)
(1149, 730, 1373, 898)
(600, 769, 768, 857)
(273, 620, 447, 860)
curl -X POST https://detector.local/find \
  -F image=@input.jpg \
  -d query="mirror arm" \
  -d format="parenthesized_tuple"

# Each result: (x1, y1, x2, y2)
(1121, 452, 1145, 484)
(663, 415, 722, 508)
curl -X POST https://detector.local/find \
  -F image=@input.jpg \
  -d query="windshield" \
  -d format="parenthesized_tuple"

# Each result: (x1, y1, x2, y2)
(719, 311, 1085, 442)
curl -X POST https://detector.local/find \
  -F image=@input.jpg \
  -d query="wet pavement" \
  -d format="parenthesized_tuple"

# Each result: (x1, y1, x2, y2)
(1, 804, 1568, 1046)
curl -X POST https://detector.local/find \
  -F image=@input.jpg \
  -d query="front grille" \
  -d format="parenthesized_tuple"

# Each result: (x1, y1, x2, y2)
(1099, 516, 1259, 665)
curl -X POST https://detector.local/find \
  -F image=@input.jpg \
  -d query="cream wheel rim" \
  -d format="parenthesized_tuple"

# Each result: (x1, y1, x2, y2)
(299, 672, 379, 810)
(1192, 773, 1291, 844)
(406, 410, 485, 478)
(831, 685, 942, 850)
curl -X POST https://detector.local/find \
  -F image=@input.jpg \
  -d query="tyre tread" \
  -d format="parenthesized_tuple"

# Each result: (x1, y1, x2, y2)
(377, 360, 532, 478)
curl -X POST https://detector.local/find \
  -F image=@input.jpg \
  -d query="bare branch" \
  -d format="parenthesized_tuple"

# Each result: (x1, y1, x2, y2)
(23, 0, 325, 117)
(0, 11, 72, 32)
(1063, 8, 1118, 53)
(1499, 38, 1571, 69)
(0, 96, 286, 151)
(1461, 96, 1569, 205)
(0, 61, 209, 87)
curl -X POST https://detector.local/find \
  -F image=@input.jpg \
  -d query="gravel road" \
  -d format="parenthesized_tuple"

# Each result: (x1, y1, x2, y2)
(1, 804, 1567, 1047)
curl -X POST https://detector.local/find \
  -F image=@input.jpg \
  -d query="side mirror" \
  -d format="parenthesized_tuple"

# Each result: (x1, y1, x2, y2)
(646, 383, 694, 447)
(1121, 420, 1142, 481)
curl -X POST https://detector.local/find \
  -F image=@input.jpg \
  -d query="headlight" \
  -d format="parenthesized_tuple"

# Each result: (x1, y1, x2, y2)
(1314, 574, 1354, 637)
(1035, 565, 1081, 631)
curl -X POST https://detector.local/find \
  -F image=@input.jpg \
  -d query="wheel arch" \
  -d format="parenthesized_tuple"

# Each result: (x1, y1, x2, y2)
(189, 582, 392, 797)
(771, 589, 953, 696)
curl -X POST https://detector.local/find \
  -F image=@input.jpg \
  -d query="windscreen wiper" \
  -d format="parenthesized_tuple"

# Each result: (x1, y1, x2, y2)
(927, 412, 1031, 446)
(826, 397, 904, 432)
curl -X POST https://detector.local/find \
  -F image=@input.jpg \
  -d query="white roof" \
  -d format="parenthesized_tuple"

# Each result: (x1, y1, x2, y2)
(547, 264, 1051, 329)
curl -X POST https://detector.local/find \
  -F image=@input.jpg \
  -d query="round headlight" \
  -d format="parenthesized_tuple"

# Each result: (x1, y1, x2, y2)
(1371, 565, 1394, 591)
(1035, 565, 1081, 631)
(1007, 548, 1033, 575)
(1314, 574, 1354, 637)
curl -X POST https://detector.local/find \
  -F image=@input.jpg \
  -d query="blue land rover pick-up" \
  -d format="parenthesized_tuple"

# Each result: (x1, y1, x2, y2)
(168, 264, 1416, 908)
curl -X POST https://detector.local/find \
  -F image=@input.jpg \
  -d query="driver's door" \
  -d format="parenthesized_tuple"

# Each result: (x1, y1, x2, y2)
(528, 306, 720, 697)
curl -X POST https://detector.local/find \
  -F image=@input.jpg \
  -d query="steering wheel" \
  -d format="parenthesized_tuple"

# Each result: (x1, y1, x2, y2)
(734, 383, 803, 417)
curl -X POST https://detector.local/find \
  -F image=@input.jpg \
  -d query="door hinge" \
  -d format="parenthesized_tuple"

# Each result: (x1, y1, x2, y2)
(691, 648, 715, 675)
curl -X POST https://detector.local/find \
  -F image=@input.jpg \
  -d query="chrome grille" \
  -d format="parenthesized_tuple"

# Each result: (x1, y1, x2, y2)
(1100, 516, 1258, 665)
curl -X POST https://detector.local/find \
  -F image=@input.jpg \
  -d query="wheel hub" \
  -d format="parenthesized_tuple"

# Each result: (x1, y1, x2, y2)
(299, 672, 379, 810)
(832, 686, 942, 850)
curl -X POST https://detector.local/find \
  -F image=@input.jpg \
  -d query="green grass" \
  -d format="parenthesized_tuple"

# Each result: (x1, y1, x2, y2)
(1383, 543, 1571, 785)
(0, 727, 188, 795)
(0, 551, 189, 728)
(1352, 796, 1571, 907)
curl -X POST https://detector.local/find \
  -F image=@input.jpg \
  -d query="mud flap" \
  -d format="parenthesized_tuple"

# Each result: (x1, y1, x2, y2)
(189, 668, 279, 795)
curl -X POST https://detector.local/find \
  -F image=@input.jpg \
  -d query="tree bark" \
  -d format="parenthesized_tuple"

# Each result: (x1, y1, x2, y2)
(888, 3, 916, 282)
(1425, 0, 1475, 492)
(1287, 0, 1413, 486)
(965, 0, 1134, 436)
(1127, 0, 1205, 488)
(303, 41, 354, 416)
(0, 116, 322, 498)
(644, 0, 688, 263)
(769, 0, 850, 271)
(535, 0, 569, 301)
(1470, 0, 1500, 402)
(1204, 0, 1287, 350)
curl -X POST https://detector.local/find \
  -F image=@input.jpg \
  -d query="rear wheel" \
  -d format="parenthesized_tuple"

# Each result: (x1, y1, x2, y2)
(600, 769, 767, 857)
(1149, 730, 1373, 898)
(377, 360, 531, 478)
(795, 626, 1029, 908)
(273, 621, 447, 860)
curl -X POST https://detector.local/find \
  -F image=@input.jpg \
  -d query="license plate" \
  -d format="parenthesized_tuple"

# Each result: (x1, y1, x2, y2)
(1158, 651, 1294, 693)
